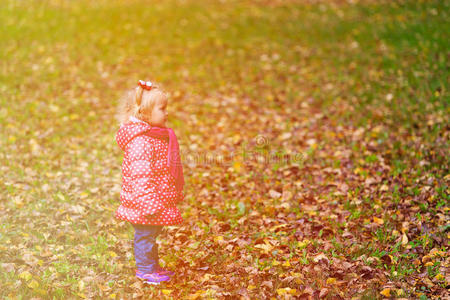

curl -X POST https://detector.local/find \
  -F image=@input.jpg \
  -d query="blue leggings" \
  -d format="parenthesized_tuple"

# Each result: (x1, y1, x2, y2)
(132, 223, 164, 273)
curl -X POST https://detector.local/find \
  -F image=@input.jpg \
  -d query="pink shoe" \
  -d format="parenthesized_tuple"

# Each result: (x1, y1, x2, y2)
(154, 266, 175, 276)
(135, 270, 170, 285)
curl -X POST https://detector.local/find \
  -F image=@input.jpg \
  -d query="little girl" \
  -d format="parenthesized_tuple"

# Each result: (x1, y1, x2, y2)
(115, 80, 185, 285)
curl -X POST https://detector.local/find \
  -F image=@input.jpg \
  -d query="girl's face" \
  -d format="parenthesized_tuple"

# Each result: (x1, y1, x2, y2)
(149, 97, 168, 128)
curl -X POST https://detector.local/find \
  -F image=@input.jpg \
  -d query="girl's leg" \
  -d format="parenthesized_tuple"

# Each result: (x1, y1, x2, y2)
(132, 223, 163, 274)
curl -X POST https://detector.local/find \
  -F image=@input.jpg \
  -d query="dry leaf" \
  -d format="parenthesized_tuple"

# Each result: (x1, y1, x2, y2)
(380, 288, 391, 297)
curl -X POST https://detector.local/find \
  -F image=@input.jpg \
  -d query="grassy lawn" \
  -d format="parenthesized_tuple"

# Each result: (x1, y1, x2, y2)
(0, 0, 448, 298)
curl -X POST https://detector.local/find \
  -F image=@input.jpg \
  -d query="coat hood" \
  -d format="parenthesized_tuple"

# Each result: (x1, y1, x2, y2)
(116, 121, 153, 151)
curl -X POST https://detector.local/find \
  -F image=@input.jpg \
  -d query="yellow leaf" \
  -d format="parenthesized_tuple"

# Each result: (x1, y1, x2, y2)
(232, 161, 241, 172)
(162, 290, 172, 295)
(282, 260, 291, 267)
(276, 288, 286, 296)
(214, 236, 223, 242)
(295, 277, 304, 284)
(254, 243, 272, 253)
(307, 210, 317, 216)
(380, 288, 391, 297)
(380, 184, 389, 192)
(326, 277, 336, 285)
(108, 251, 117, 258)
(434, 273, 444, 281)
(354, 167, 363, 175)
(296, 239, 310, 249)
(270, 224, 288, 232)
(201, 273, 214, 282)
(272, 260, 280, 266)
(401, 233, 408, 246)
(49, 104, 60, 112)
(373, 217, 384, 225)
(277, 288, 297, 296)
(287, 288, 297, 295)
(14, 198, 24, 208)
(36, 288, 47, 296)
(29, 139, 40, 154)
(248, 285, 256, 290)
(424, 262, 433, 267)
(19, 271, 32, 281)
(77, 293, 86, 299)
(56, 193, 65, 201)
(27, 280, 39, 289)
(108, 294, 116, 299)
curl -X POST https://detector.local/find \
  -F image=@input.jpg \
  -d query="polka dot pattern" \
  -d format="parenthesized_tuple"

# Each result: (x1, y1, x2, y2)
(115, 120, 184, 226)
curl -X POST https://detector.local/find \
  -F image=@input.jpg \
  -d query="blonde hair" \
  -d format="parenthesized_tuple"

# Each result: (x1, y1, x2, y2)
(116, 81, 168, 125)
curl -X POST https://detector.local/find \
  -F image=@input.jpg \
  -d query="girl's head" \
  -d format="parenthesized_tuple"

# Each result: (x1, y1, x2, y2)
(116, 81, 168, 127)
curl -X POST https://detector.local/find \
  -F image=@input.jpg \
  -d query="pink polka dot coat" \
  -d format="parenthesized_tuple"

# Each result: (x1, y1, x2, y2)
(115, 118, 184, 226)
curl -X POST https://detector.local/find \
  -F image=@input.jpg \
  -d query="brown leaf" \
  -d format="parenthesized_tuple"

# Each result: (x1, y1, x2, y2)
(313, 253, 329, 264)
(319, 288, 328, 298)
(261, 281, 273, 289)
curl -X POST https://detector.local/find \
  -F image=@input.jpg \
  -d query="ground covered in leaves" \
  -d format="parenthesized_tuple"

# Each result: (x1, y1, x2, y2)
(0, 0, 448, 299)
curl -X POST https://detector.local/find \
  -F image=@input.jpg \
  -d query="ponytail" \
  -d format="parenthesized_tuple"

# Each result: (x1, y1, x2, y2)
(134, 86, 144, 115)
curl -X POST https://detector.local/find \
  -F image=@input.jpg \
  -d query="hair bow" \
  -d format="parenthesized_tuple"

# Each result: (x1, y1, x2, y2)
(138, 80, 153, 91)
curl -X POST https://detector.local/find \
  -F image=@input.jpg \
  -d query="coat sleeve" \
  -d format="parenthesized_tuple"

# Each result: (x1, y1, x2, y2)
(176, 189, 184, 204)
(129, 136, 167, 217)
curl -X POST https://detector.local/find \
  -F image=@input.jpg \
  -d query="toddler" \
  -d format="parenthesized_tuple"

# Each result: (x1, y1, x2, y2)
(115, 80, 185, 285)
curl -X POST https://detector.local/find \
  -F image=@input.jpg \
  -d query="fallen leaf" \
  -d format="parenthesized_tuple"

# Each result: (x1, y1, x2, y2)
(313, 253, 329, 263)
(276, 288, 297, 296)
(373, 216, 384, 225)
(401, 233, 408, 246)
(19, 271, 32, 281)
(27, 280, 39, 289)
(319, 288, 328, 298)
(269, 189, 282, 199)
(434, 273, 444, 281)
(282, 260, 291, 267)
(380, 288, 390, 297)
